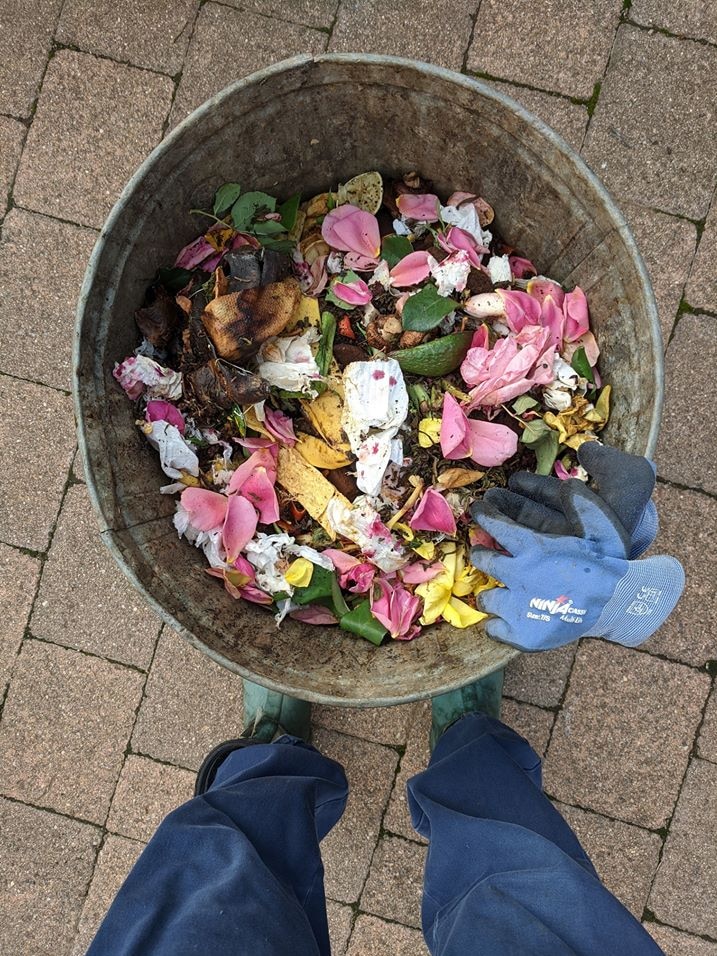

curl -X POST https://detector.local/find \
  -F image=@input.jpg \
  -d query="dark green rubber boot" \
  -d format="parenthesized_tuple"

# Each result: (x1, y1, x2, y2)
(241, 679, 312, 743)
(429, 668, 504, 751)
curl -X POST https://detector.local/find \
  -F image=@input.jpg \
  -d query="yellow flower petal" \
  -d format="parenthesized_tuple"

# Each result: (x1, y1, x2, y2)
(442, 596, 488, 629)
(416, 571, 452, 625)
(284, 557, 314, 588)
(417, 417, 442, 448)
(392, 522, 415, 542)
(414, 540, 435, 560)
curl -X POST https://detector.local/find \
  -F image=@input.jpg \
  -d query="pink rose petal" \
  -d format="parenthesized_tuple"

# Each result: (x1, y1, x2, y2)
(396, 193, 440, 222)
(332, 276, 373, 305)
(370, 577, 422, 640)
(409, 487, 457, 535)
(389, 250, 433, 287)
(321, 205, 381, 259)
(563, 287, 590, 342)
(180, 487, 227, 532)
(290, 605, 339, 625)
(222, 494, 258, 562)
(400, 561, 445, 584)
(508, 255, 537, 279)
(146, 400, 185, 434)
(438, 226, 487, 268)
(527, 277, 565, 308)
(264, 406, 297, 446)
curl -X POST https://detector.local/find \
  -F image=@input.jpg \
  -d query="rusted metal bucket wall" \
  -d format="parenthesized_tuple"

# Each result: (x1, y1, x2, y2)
(74, 55, 661, 705)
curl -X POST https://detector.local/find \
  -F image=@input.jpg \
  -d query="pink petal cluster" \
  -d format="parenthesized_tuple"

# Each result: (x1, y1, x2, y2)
(389, 251, 433, 287)
(438, 225, 487, 268)
(396, 193, 440, 222)
(460, 325, 556, 409)
(440, 393, 518, 467)
(522, 280, 591, 353)
(370, 577, 422, 641)
(146, 400, 185, 433)
(180, 445, 280, 565)
(264, 406, 297, 446)
(228, 446, 280, 524)
(409, 488, 457, 535)
(323, 549, 376, 593)
(509, 255, 537, 278)
(206, 555, 272, 605)
(332, 275, 373, 305)
(174, 226, 258, 272)
(290, 606, 338, 625)
(322, 205, 381, 260)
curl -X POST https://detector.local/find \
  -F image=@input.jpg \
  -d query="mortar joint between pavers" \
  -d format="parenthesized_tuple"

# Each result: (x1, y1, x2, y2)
(11, 201, 102, 236)
(50, 40, 178, 80)
(459, 0, 483, 76)
(325, 0, 342, 42)
(642, 911, 717, 946)
(462, 67, 587, 105)
(624, 17, 717, 52)
(544, 792, 669, 838)
(502, 692, 560, 715)
(631, 638, 717, 675)
(23, 631, 153, 678)
(0, 790, 103, 831)
(655, 473, 717, 505)
(208, 0, 335, 38)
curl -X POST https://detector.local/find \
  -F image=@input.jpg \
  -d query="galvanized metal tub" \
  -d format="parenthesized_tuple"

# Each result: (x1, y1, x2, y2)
(73, 54, 661, 706)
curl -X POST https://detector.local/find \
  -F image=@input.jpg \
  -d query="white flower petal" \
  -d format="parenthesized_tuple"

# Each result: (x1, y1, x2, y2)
(139, 421, 199, 479)
(487, 254, 512, 285)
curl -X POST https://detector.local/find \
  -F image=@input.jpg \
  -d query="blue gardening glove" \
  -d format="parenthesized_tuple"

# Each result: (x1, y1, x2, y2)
(490, 443, 658, 559)
(470, 479, 684, 652)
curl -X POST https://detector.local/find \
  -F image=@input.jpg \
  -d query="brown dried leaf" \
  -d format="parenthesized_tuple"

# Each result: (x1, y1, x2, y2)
(437, 467, 486, 490)
(200, 277, 302, 361)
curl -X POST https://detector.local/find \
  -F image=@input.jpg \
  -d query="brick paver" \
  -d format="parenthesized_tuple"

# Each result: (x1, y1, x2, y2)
(57, 0, 199, 75)
(657, 316, 717, 495)
(0, 640, 144, 822)
(0, 0, 63, 117)
(0, 375, 76, 552)
(0, 116, 25, 219)
(0, 797, 100, 956)
(14, 50, 173, 228)
(583, 25, 717, 219)
(686, 201, 717, 313)
(170, 2, 327, 128)
(0, 2, 715, 951)
(314, 728, 398, 904)
(545, 642, 709, 829)
(555, 801, 662, 917)
(71, 835, 144, 956)
(106, 755, 195, 842)
(650, 759, 717, 938)
(31, 484, 161, 668)
(131, 628, 244, 771)
(0, 209, 98, 390)
(330, 0, 476, 70)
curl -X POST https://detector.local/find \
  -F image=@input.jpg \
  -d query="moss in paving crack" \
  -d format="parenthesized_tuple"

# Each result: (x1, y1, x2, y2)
(585, 81, 602, 117)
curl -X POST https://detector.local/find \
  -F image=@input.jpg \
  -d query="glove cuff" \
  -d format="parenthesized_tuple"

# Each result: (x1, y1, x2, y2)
(590, 555, 685, 647)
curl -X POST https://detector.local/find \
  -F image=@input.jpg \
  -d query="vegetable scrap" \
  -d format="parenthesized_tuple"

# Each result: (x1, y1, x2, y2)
(114, 171, 610, 644)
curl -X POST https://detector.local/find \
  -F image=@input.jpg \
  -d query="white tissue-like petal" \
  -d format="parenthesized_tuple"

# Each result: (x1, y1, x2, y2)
(392, 218, 412, 236)
(258, 329, 321, 395)
(325, 497, 407, 572)
(429, 251, 471, 296)
(542, 385, 574, 411)
(139, 421, 199, 478)
(341, 359, 409, 495)
(553, 355, 580, 389)
(245, 533, 294, 594)
(487, 254, 512, 285)
(440, 204, 491, 247)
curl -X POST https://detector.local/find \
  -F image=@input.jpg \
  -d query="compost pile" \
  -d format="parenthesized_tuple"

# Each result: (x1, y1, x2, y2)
(114, 171, 610, 645)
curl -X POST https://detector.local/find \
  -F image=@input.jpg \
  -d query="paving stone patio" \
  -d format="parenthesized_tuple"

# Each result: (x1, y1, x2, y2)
(0, 2, 715, 953)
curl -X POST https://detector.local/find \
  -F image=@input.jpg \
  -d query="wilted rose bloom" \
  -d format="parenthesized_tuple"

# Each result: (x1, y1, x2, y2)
(461, 325, 555, 409)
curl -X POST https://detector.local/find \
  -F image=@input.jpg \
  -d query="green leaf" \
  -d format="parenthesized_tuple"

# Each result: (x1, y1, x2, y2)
(512, 395, 540, 414)
(401, 284, 458, 332)
(278, 193, 301, 232)
(520, 419, 553, 445)
(330, 574, 350, 618)
(252, 219, 286, 236)
(339, 600, 387, 645)
(382, 234, 413, 268)
(520, 419, 559, 476)
(228, 404, 247, 436)
(292, 566, 335, 606)
(259, 238, 296, 253)
(213, 182, 242, 216)
(231, 191, 276, 230)
(316, 311, 337, 376)
(156, 266, 193, 294)
(570, 346, 595, 384)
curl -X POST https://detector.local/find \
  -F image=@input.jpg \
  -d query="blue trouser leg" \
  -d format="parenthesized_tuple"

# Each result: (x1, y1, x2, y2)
(86, 737, 348, 956)
(408, 713, 663, 955)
